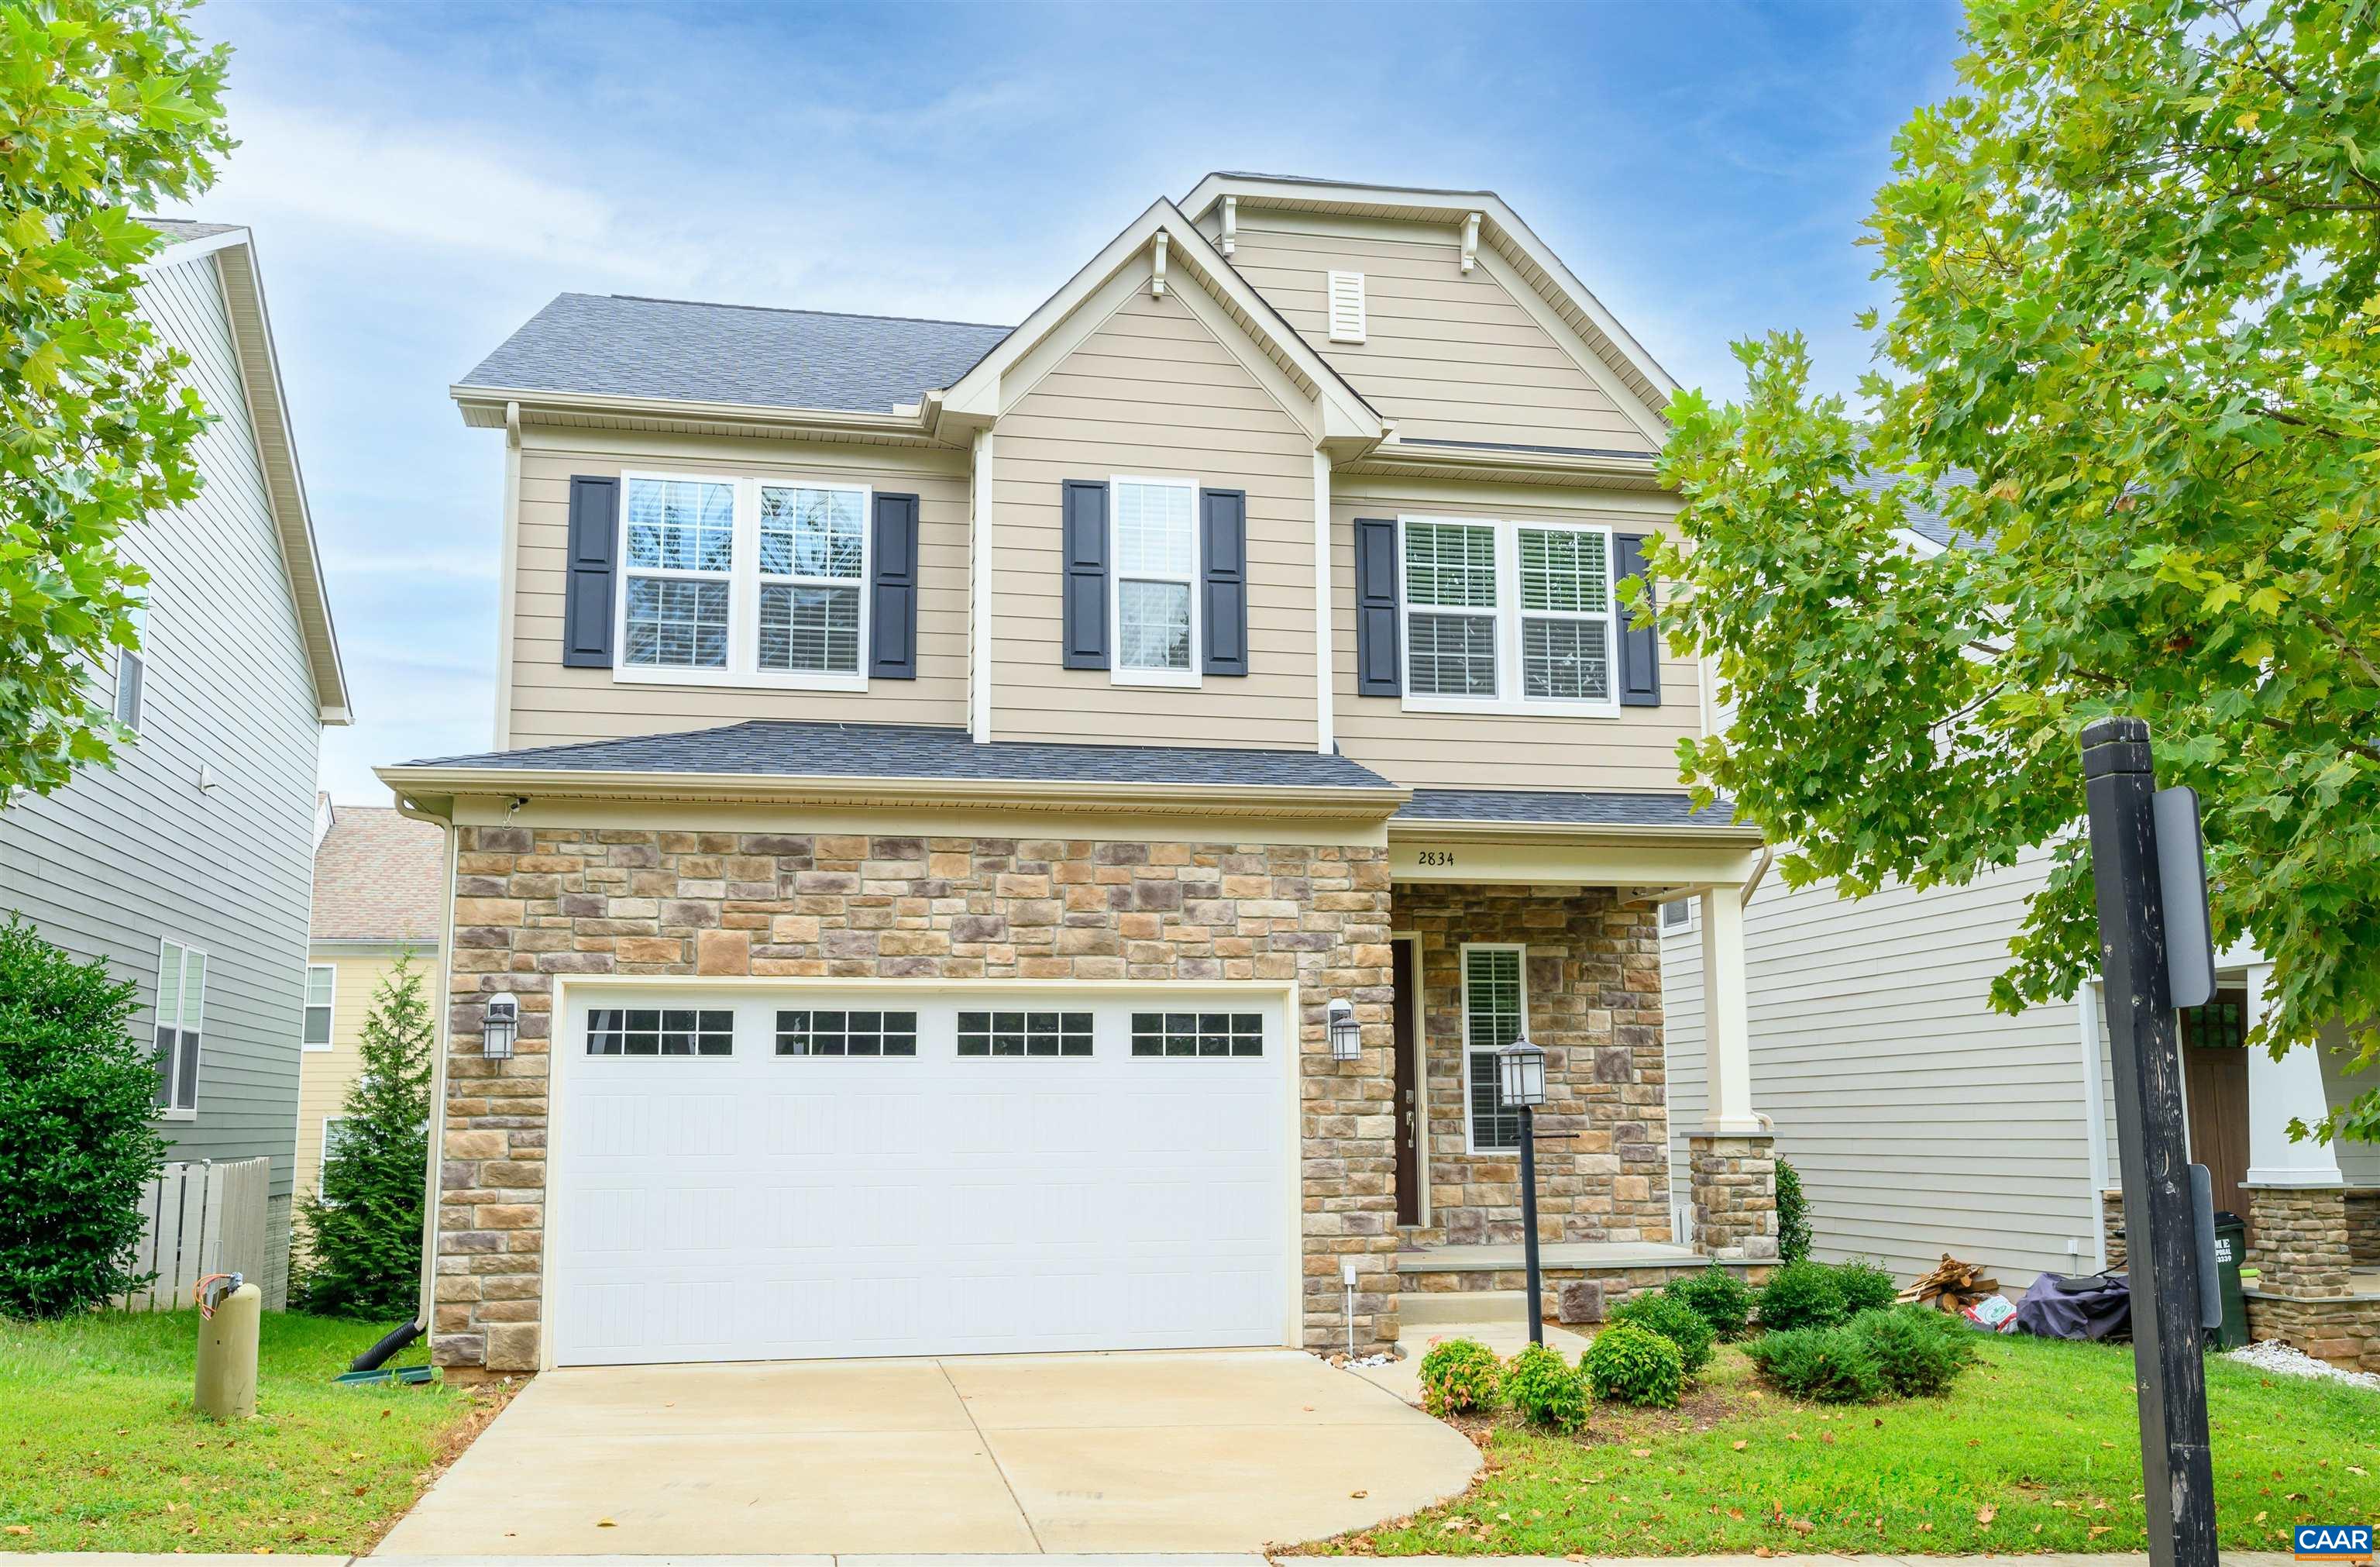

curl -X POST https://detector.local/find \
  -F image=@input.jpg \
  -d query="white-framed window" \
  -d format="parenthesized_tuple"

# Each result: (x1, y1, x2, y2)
(1660, 898, 1694, 932)
(319, 1114, 353, 1194)
(113, 598, 148, 732)
(1400, 515, 1622, 716)
(1109, 476, 1200, 686)
(303, 963, 335, 1049)
(1461, 942, 1527, 1153)
(153, 939, 207, 1118)
(616, 471, 870, 691)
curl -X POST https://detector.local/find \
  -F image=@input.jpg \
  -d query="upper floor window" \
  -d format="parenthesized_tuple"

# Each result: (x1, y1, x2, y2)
(303, 963, 335, 1049)
(1401, 516, 1620, 717)
(1111, 477, 1199, 685)
(113, 598, 148, 732)
(617, 472, 868, 691)
(154, 938, 207, 1118)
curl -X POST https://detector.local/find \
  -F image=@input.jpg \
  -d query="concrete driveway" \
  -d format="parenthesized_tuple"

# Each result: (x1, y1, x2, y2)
(373, 1349, 1480, 1556)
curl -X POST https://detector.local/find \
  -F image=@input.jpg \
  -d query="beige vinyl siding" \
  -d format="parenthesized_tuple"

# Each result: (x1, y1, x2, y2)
(1329, 483, 1699, 790)
(989, 288, 1319, 749)
(1662, 850, 2104, 1286)
(505, 436, 971, 749)
(293, 950, 418, 1216)
(1228, 220, 1655, 451)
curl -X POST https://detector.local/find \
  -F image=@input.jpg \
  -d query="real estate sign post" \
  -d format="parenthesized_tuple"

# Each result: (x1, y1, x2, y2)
(2079, 716, 2218, 1567)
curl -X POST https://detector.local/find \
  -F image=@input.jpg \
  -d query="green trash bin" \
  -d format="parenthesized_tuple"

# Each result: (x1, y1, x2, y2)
(2209, 1211, 2249, 1351)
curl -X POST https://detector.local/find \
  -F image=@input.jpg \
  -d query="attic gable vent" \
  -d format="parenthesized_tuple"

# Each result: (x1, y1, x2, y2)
(1326, 270, 1367, 344)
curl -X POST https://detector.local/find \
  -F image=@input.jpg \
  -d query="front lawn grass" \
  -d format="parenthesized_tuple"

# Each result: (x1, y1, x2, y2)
(1325, 1332, 2380, 1555)
(0, 1310, 497, 1554)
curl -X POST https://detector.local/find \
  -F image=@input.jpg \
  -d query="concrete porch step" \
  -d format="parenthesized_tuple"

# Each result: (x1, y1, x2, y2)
(1401, 1290, 1534, 1326)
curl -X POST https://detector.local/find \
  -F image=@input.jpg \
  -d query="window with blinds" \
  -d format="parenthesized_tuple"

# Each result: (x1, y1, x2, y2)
(1518, 527, 1613, 701)
(1405, 521, 1499, 697)
(1463, 945, 1526, 1152)
(1395, 516, 1622, 713)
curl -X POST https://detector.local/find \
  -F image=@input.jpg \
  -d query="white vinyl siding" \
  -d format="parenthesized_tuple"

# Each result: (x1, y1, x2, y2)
(301, 963, 334, 1049)
(1660, 848, 2103, 1285)
(1109, 477, 1199, 684)
(1462, 943, 1526, 1153)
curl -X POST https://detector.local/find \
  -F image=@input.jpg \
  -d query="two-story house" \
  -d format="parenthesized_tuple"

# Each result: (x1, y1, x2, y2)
(0, 219, 349, 1307)
(380, 175, 1775, 1374)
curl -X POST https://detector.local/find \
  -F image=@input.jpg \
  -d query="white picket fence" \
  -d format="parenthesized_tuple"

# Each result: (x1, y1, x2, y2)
(119, 1157, 271, 1310)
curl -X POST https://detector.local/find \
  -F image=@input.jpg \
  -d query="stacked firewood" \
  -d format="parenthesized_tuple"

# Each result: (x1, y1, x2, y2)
(1899, 1253, 2000, 1313)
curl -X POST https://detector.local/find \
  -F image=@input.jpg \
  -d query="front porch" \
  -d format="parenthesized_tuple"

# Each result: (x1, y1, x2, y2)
(1380, 799, 1778, 1335)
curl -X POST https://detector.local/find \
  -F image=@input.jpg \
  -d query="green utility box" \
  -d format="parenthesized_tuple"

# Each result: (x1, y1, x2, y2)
(2208, 1211, 2249, 1351)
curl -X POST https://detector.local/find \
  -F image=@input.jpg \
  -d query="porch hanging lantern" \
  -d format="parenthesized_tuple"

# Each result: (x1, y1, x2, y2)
(1496, 1035, 1546, 1108)
(482, 993, 519, 1060)
(1326, 997, 1362, 1062)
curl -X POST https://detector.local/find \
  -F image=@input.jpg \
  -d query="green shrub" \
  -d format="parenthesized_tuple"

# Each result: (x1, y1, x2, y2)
(1776, 1156, 1813, 1262)
(1501, 1341, 1591, 1431)
(1667, 1263, 1752, 1341)
(1757, 1258, 1849, 1331)
(1745, 1324, 1886, 1403)
(1835, 1258, 1900, 1316)
(1609, 1290, 1715, 1375)
(1418, 1337, 1503, 1416)
(1853, 1305, 1976, 1397)
(0, 918, 166, 1317)
(1581, 1320, 1686, 1408)
(296, 954, 433, 1321)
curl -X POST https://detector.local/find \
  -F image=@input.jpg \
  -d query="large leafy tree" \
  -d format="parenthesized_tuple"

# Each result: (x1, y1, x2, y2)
(297, 954, 434, 1322)
(1644, 0, 2380, 1142)
(1, 0, 231, 801)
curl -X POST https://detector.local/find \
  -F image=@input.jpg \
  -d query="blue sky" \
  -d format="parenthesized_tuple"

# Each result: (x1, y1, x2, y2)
(172, 0, 1964, 802)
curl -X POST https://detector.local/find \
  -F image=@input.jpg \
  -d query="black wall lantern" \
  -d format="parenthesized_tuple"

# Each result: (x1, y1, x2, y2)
(482, 993, 518, 1060)
(1326, 997, 1361, 1062)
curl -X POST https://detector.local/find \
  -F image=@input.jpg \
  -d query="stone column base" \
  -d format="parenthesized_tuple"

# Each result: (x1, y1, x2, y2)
(2248, 1183, 2353, 1299)
(1689, 1133, 1778, 1262)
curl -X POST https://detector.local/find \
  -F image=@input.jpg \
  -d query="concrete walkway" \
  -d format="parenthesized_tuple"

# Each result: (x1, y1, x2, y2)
(372, 1349, 1479, 1556)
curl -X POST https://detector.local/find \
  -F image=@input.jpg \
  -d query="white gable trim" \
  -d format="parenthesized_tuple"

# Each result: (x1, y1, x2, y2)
(939, 198, 1384, 449)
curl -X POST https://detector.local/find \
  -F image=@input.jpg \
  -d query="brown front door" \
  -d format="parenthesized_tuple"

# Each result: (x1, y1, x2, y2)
(1392, 937, 1421, 1228)
(2181, 991, 2253, 1242)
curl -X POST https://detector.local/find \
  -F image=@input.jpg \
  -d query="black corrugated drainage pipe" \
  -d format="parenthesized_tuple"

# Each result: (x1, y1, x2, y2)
(349, 1317, 424, 1373)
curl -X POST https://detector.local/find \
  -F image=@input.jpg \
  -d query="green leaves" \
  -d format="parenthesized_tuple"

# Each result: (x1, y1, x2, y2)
(0, 0, 232, 801)
(1659, 0, 2380, 1147)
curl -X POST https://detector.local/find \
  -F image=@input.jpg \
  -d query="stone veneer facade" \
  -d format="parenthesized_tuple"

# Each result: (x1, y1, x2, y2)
(1687, 1134, 1781, 1262)
(434, 823, 1400, 1370)
(1399, 883, 1671, 1247)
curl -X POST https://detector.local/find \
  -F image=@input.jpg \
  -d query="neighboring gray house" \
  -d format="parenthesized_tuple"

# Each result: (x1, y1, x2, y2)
(0, 219, 349, 1306)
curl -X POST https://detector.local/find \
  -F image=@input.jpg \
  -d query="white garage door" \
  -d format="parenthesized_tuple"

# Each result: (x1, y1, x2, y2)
(547, 985, 1297, 1366)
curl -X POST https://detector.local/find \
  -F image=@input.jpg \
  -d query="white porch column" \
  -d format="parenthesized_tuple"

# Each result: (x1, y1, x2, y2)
(1700, 886, 1763, 1135)
(2244, 962, 2344, 1187)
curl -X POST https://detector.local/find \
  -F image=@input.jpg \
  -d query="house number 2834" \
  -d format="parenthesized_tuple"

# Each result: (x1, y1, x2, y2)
(1416, 849, 1457, 868)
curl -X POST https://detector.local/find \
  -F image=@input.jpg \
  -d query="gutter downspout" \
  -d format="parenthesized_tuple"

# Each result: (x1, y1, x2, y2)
(392, 793, 460, 1352)
(1739, 842, 1774, 907)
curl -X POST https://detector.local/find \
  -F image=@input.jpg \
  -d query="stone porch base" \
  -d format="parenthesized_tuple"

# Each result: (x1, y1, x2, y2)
(1398, 1239, 1770, 1324)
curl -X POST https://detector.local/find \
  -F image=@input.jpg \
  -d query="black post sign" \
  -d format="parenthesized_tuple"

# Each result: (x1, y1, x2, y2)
(2079, 717, 2217, 1567)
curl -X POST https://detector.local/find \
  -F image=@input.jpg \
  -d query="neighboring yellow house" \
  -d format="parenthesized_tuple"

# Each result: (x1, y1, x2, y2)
(298, 798, 445, 1221)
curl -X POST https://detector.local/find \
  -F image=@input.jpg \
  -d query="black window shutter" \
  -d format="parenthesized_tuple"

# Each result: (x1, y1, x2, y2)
(869, 492, 920, 679)
(1616, 532, 1661, 707)
(562, 476, 619, 669)
(1061, 480, 1109, 670)
(1199, 487, 1248, 677)
(1353, 516, 1401, 696)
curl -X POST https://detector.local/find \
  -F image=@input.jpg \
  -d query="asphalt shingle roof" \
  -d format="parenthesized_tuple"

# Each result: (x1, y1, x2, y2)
(458, 294, 1013, 415)
(402, 720, 1398, 792)
(1394, 788, 1740, 829)
(1852, 465, 1979, 549)
(311, 805, 447, 942)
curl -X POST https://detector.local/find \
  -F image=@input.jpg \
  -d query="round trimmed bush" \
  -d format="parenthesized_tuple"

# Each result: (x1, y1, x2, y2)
(1418, 1337, 1503, 1416)
(1756, 1258, 1849, 1331)
(1854, 1305, 1976, 1397)
(1608, 1290, 1716, 1375)
(1744, 1324, 1885, 1403)
(1666, 1263, 1752, 1341)
(1581, 1320, 1686, 1409)
(1834, 1259, 1900, 1317)
(1502, 1341, 1591, 1431)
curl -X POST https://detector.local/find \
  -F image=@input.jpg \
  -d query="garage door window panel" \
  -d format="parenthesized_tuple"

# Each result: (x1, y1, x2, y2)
(958, 1010, 1093, 1057)
(1130, 1011, 1264, 1057)
(587, 1007, 734, 1056)
(777, 1009, 917, 1056)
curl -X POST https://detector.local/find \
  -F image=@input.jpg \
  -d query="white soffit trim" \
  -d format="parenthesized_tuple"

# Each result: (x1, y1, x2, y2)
(1181, 174, 1682, 425)
(939, 198, 1384, 446)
